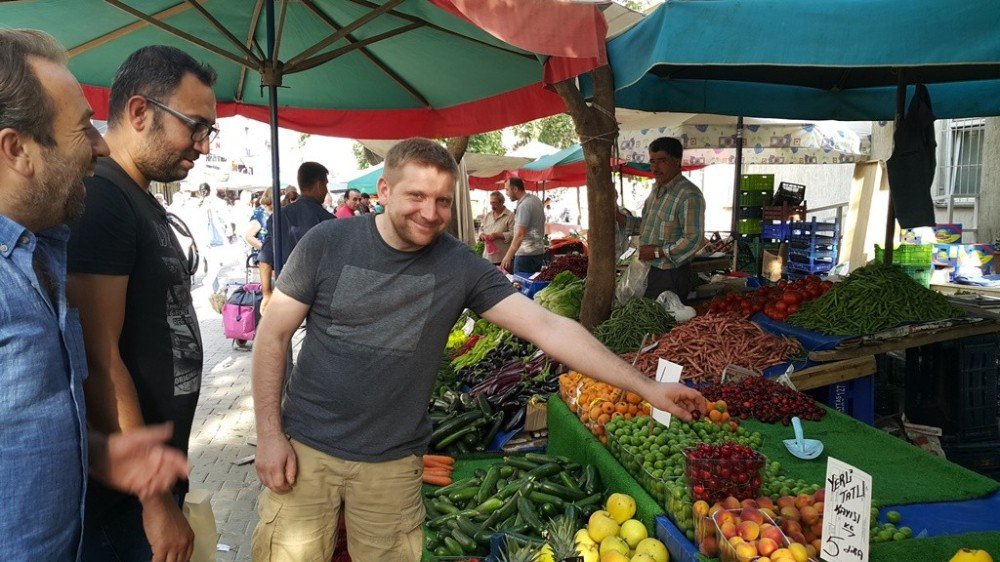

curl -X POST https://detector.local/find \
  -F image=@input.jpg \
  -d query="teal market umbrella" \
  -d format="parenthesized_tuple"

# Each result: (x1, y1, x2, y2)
(0, 0, 607, 269)
(345, 164, 383, 196)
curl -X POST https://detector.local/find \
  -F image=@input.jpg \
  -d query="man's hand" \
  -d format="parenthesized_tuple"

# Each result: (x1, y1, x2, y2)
(638, 244, 661, 261)
(500, 254, 513, 273)
(89, 424, 189, 501)
(142, 493, 195, 562)
(255, 433, 298, 494)
(645, 382, 706, 422)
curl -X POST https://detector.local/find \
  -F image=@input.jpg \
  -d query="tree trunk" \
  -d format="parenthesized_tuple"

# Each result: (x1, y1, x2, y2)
(445, 136, 471, 238)
(363, 146, 383, 166)
(554, 66, 618, 329)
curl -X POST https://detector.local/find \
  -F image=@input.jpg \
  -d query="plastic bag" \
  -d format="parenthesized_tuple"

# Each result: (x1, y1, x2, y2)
(615, 254, 649, 305)
(655, 290, 697, 322)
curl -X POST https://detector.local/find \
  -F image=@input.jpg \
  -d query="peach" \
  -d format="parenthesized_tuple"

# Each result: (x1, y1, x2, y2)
(713, 510, 735, 526)
(734, 541, 758, 562)
(811, 538, 822, 552)
(810, 522, 823, 538)
(800, 505, 820, 526)
(788, 542, 809, 562)
(729, 536, 744, 547)
(777, 496, 796, 509)
(709, 503, 724, 517)
(788, 531, 807, 546)
(806, 544, 819, 558)
(738, 520, 761, 541)
(771, 548, 793, 560)
(782, 519, 803, 536)
(698, 535, 719, 557)
(813, 501, 824, 513)
(757, 558, 772, 562)
(760, 507, 778, 520)
(756, 496, 776, 510)
(723, 496, 742, 510)
(813, 489, 825, 502)
(794, 494, 813, 509)
(758, 537, 779, 557)
(741, 506, 765, 525)
(693, 500, 710, 518)
(741, 498, 759, 509)
(779, 506, 801, 522)
(720, 521, 738, 540)
(762, 524, 784, 544)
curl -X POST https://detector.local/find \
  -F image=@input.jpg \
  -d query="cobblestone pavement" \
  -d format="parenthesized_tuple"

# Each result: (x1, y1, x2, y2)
(187, 262, 291, 561)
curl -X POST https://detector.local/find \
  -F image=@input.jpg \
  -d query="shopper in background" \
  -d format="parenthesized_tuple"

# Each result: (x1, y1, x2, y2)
(336, 188, 362, 218)
(357, 192, 372, 214)
(257, 161, 333, 313)
(250, 138, 705, 562)
(67, 44, 218, 562)
(500, 177, 546, 274)
(478, 190, 514, 266)
(615, 136, 705, 300)
(244, 188, 273, 262)
(0, 28, 190, 561)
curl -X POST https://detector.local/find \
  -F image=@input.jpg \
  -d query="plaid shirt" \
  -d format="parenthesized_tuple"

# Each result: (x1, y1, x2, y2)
(626, 174, 705, 269)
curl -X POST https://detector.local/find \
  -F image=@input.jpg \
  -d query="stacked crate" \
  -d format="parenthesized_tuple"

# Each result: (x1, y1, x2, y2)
(784, 217, 839, 279)
(734, 174, 773, 275)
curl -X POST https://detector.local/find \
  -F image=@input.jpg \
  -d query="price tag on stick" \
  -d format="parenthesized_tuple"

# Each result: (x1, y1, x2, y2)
(821, 457, 872, 562)
(650, 358, 683, 427)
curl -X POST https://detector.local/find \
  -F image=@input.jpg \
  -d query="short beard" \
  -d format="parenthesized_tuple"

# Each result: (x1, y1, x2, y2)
(141, 115, 194, 184)
(32, 145, 85, 229)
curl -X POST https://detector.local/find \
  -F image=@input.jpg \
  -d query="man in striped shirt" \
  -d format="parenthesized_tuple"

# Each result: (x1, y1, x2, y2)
(616, 137, 705, 301)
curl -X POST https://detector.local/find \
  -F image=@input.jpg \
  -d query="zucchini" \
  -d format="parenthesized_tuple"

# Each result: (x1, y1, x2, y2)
(536, 481, 588, 501)
(558, 471, 582, 490)
(574, 492, 603, 507)
(433, 499, 460, 515)
(423, 497, 442, 519)
(498, 465, 515, 478)
(436, 425, 477, 449)
(524, 452, 567, 465)
(517, 495, 544, 529)
(448, 486, 479, 503)
(482, 412, 505, 449)
(456, 516, 481, 538)
(503, 457, 539, 471)
(475, 393, 492, 417)
(429, 410, 484, 445)
(482, 494, 519, 529)
(433, 477, 479, 498)
(474, 497, 503, 515)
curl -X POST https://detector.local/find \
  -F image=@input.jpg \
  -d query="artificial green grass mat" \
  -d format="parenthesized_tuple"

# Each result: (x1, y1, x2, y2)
(547, 395, 662, 533)
(870, 531, 1000, 561)
(742, 406, 999, 505)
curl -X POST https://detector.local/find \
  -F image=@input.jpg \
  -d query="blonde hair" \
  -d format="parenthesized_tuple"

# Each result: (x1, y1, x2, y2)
(383, 138, 459, 185)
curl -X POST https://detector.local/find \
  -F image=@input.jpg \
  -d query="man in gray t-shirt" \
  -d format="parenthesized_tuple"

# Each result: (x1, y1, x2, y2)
(251, 138, 705, 562)
(500, 177, 547, 275)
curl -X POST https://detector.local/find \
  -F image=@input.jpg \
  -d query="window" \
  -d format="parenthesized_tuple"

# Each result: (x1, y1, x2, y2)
(941, 119, 984, 196)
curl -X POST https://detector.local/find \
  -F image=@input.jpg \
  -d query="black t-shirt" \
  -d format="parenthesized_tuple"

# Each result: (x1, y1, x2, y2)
(68, 158, 202, 456)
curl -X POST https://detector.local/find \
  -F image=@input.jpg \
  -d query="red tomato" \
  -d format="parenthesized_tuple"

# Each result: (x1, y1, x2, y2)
(775, 301, 788, 312)
(777, 280, 788, 289)
(782, 291, 802, 305)
(788, 303, 801, 314)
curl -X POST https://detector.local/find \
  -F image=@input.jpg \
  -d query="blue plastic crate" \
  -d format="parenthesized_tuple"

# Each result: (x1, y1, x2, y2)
(762, 222, 789, 241)
(808, 376, 875, 424)
(787, 245, 837, 260)
(511, 275, 550, 299)
(784, 259, 834, 275)
(790, 218, 839, 234)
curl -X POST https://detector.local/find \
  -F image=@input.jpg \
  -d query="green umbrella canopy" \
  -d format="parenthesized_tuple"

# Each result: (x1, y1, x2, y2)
(345, 164, 383, 196)
(1, 0, 606, 138)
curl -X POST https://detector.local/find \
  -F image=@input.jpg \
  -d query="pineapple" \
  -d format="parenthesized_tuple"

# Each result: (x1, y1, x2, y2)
(498, 536, 541, 562)
(545, 515, 579, 561)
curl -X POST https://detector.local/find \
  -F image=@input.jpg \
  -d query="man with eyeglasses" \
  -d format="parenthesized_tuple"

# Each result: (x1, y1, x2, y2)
(67, 45, 218, 562)
(336, 187, 363, 218)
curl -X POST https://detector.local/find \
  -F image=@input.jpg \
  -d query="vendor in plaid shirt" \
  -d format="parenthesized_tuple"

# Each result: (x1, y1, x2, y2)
(616, 137, 705, 301)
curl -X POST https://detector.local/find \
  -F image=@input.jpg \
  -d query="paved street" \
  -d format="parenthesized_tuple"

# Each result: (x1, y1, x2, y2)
(187, 264, 276, 561)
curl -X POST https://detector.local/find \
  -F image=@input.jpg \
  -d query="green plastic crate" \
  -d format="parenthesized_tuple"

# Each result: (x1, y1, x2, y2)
(875, 244, 933, 267)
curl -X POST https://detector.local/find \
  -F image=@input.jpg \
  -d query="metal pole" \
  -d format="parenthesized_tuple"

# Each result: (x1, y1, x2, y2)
(730, 116, 745, 237)
(883, 73, 906, 265)
(265, 0, 284, 273)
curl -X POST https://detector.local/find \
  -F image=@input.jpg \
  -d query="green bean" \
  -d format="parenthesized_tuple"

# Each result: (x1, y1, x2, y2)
(593, 298, 676, 354)
(787, 263, 963, 335)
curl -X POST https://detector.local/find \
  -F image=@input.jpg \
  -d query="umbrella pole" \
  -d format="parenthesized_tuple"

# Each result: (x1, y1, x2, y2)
(576, 186, 582, 226)
(264, 0, 285, 273)
(730, 116, 744, 238)
(883, 73, 906, 265)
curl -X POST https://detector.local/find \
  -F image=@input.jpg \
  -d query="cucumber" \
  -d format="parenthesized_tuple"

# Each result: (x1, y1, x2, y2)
(433, 477, 480, 498)
(433, 546, 449, 557)
(574, 492, 603, 507)
(482, 412, 505, 449)
(450, 528, 477, 552)
(475, 393, 492, 417)
(525, 462, 562, 479)
(448, 486, 479, 503)
(474, 497, 503, 515)
(541, 502, 559, 517)
(524, 452, 567, 465)
(442, 536, 464, 557)
(423, 497, 442, 519)
(558, 471, 582, 490)
(503, 457, 540, 470)
(433, 499, 460, 515)
(517, 495, 544, 529)
(498, 465, 515, 478)
(475, 465, 502, 504)
(456, 516, 481, 538)
(527, 491, 565, 508)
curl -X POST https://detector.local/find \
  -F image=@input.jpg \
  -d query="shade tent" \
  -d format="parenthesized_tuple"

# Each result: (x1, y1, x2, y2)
(590, 0, 1000, 120)
(345, 164, 384, 196)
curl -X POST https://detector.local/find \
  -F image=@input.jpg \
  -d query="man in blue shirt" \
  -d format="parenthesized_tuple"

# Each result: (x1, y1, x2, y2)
(258, 161, 333, 312)
(0, 29, 189, 560)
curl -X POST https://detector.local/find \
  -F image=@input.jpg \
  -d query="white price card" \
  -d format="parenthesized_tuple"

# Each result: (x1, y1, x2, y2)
(462, 316, 476, 336)
(821, 457, 872, 562)
(650, 358, 683, 426)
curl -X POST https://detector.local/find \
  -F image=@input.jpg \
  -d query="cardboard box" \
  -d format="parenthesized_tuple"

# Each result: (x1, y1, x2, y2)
(934, 224, 963, 244)
(762, 243, 787, 282)
(958, 244, 997, 274)
(524, 401, 548, 432)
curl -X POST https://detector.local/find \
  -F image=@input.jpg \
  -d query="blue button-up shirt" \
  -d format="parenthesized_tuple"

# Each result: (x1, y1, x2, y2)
(0, 214, 89, 561)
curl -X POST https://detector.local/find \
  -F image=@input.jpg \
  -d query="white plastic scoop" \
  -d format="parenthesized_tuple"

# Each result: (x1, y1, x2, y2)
(783, 416, 824, 460)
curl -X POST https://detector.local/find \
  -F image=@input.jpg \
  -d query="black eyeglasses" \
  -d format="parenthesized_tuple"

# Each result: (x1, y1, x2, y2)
(145, 97, 220, 144)
(166, 212, 200, 276)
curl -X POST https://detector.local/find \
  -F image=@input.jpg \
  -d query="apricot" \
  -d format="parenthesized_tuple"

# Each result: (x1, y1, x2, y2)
(738, 520, 761, 541)
(741, 506, 765, 525)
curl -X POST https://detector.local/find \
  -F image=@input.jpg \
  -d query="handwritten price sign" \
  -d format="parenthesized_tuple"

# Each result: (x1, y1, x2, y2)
(821, 457, 872, 562)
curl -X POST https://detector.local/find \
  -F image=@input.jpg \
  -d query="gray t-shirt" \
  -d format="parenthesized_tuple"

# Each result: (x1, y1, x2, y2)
(514, 193, 546, 256)
(277, 215, 516, 462)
